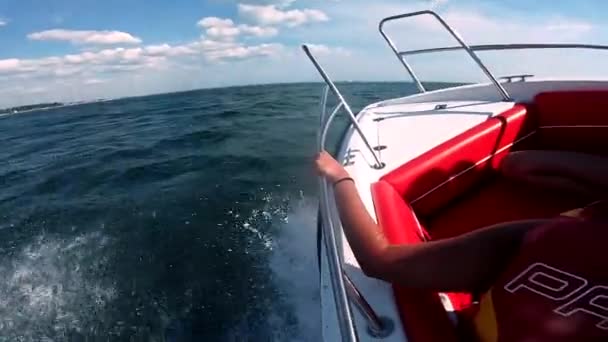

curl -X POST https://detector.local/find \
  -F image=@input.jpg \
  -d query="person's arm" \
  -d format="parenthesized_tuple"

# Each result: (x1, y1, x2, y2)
(315, 151, 545, 292)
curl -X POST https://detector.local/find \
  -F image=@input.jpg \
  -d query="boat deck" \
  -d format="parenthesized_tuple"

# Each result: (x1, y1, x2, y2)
(322, 99, 516, 342)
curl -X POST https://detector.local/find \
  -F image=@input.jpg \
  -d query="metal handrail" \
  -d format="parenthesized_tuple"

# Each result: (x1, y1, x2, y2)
(378, 21, 426, 93)
(343, 272, 393, 338)
(500, 74, 534, 83)
(317, 87, 358, 342)
(400, 43, 608, 56)
(306, 10, 608, 342)
(317, 86, 392, 339)
(379, 10, 512, 101)
(303, 45, 384, 170)
(306, 44, 392, 340)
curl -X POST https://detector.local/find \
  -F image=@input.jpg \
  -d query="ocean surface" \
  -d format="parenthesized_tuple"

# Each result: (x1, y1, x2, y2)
(0, 82, 427, 341)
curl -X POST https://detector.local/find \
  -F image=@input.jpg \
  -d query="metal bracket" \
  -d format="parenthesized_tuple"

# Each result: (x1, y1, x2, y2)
(500, 74, 534, 83)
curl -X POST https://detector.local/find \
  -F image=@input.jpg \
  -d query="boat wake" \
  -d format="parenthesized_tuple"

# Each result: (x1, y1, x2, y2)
(223, 193, 322, 341)
(267, 196, 321, 341)
(0, 231, 116, 340)
(0, 193, 321, 341)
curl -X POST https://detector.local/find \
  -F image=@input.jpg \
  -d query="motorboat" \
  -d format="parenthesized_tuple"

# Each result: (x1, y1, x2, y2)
(305, 10, 608, 342)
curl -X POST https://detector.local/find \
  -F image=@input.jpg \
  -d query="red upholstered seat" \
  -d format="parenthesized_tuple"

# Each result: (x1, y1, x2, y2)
(371, 105, 530, 341)
(380, 105, 530, 217)
(534, 91, 608, 155)
(371, 181, 459, 342)
(370, 90, 608, 341)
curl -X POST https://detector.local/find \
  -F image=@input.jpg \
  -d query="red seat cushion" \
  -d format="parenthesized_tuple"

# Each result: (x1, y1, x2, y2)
(371, 180, 460, 342)
(427, 177, 590, 240)
(380, 105, 529, 217)
(370, 105, 532, 341)
(369, 90, 608, 341)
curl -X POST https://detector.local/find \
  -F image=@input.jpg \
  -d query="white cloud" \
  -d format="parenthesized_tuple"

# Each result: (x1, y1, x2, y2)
(441, 11, 594, 43)
(207, 42, 283, 61)
(25, 86, 46, 94)
(197, 17, 235, 28)
(196, 39, 239, 52)
(144, 44, 197, 57)
(385, 10, 595, 47)
(192, 39, 284, 61)
(27, 29, 142, 45)
(0, 47, 161, 79)
(0, 37, 284, 81)
(205, 25, 242, 39)
(238, 4, 329, 27)
(84, 78, 106, 85)
(0, 59, 21, 73)
(0, 19, 7, 27)
(238, 25, 278, 37)
(198, 16, 278, 40)
(2, 0, 607, 108)
(305, 43, 350, 56)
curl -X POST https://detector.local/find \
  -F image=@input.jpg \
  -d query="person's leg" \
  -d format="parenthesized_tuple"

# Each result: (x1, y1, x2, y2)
(500, 150, 608, 197)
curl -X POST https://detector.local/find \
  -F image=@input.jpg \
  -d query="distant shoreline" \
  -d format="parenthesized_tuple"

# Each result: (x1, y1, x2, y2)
(1, 81, 462, 112)
(0, 102, 64, 115)
(0, 99, 109, 116)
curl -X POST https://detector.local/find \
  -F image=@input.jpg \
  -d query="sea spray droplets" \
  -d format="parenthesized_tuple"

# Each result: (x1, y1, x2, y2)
(267, 196, 321, 342)
(0, 231, 116, 341)
(0, 82, 418, 340)
(227, 192, 291, 252)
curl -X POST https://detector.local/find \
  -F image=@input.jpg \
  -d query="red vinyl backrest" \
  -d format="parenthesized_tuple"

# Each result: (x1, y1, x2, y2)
(371, 180, 461, 342)
(368, 90, 608, 341)
(534, 91, 608, 155)
(380, 105, 529, 216)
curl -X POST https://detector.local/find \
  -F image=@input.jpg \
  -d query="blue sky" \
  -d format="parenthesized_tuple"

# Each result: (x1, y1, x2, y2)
(1, 0, 608, 107)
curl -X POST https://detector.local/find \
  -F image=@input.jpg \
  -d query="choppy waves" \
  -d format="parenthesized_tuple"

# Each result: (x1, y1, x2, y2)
(0, 231, 116, 340)
(0, 83, 411, 340)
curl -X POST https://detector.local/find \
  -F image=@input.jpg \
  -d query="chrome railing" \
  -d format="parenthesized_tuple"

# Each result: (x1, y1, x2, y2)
(500, 74, 534, 83)
(379, 10, 511, 101)
(401, 43, 608, 56)
(379, 11, 608, 100)
(303, 44, 392, 341)
(305, 9, 608, 342)
(344, 272, 393, 338)
(304, 45, 384, 170)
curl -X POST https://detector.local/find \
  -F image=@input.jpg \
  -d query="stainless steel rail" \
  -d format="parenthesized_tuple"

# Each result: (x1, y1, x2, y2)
(307, 44, 359, 342)
(378, 22, 426, 93)
(400, 43, 608, 56)
(318, 86, 393, 337)
(303, 45, 384, 170)
(379, 10, 512, 101)
(318, 171, 358, 342)
(306, 44, 392, 340)
(317, 88, 392, 341)
(305, 9, 608, 342)
(500, 74, 534, 83)
(344, 272, 393, 338)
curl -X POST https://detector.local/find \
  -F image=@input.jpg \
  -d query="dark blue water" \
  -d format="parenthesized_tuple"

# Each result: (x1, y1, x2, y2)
(0, 82, 420, 341)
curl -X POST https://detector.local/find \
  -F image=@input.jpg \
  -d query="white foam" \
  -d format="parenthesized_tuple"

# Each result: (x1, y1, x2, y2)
(223, 192, 322, 340)
(268, 196, 322, 341)
(0, 231, 116, 340)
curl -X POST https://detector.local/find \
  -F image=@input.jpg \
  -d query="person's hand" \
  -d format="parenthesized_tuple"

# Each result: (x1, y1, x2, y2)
(314, 151, 349, 183)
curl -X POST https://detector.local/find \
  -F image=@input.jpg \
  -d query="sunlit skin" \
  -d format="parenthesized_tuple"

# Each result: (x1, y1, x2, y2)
(314, 150, 607, 293)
